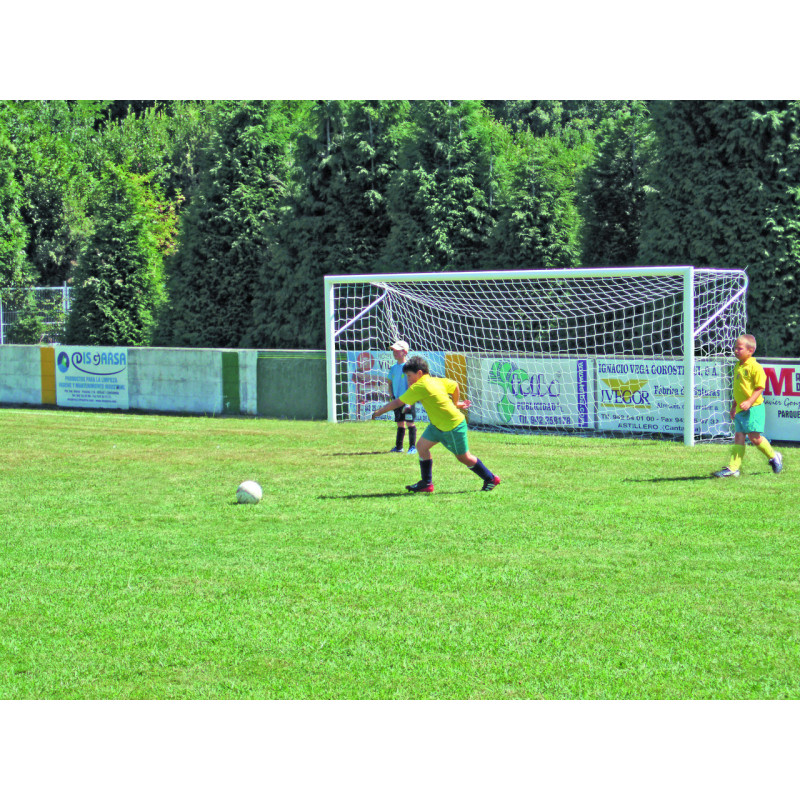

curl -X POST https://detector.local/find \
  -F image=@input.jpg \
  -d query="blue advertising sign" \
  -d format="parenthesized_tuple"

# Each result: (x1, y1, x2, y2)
(55, 346, 130, 409)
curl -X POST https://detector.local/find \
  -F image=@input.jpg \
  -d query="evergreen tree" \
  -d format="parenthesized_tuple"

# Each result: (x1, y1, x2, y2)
(378, 100, 495, 273)
(485, 125, 592, 269)
(0, 101, 210, 289)
(338, 100, 409, 269)
(0, 101, 98, 286)
(250, 101, 408, 348)
(65, 163, 166, 346)
(89, 100, 216, 202)
(486, 101, 630, 146)
(639, 100, 800, 355)
(579, 101, 655, 267)
(158, 101, 296, 347)
(0, 115, 31, 288)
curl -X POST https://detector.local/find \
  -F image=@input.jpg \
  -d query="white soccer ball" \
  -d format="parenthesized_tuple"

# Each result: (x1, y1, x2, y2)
(236, 480, 263, 505)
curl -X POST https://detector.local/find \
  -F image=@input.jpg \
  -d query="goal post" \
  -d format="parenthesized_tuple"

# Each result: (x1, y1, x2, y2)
(324, 266, 748, 445)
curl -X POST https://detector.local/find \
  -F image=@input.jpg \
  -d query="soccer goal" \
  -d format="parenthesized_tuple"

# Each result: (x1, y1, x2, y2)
(324, 266, 748, 445)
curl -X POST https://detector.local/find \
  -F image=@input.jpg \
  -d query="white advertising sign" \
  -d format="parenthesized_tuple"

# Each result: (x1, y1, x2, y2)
(345, 350, 445, 421)
(470, 357, 593, 429)
(55, 346, 130, 409)
(596, 359, 730, 436)
(762, 362, 800, 441)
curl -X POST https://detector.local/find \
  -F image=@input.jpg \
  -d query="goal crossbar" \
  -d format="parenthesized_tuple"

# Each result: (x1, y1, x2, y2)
(325, 265, 698, 285)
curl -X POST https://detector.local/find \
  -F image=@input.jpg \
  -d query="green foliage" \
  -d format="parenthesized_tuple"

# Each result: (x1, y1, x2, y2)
(4, 99, 800, 354)
(65, 163, 166, 346)
(486, 124, 593, 269)
(89, 100, 216, 201)
(0, 117, 32, 288)
(579, 101, 656, 267)
(0, 100, 212, 291)
(487, 100, 630, 146)
(99, 100, 166, 125)
(379, 100, 495, 273)
(639, 101, 800, 355)
(251, 101, 409, 348)
(3, 291, 48, 344)
(158, 101, 298, 347)
(0, 101, 98, 286)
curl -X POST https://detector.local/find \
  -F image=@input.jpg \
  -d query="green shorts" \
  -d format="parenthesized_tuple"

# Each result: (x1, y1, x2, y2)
(421, 420, 470, 455)
(734, 404, 766, 434)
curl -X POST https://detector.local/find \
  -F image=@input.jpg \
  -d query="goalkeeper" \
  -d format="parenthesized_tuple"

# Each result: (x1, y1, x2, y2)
(370, 355, 500, 493)
(386, 340, 418, 454)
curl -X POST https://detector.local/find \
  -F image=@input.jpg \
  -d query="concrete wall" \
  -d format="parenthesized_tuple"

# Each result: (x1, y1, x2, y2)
(127, 348, 228, 415)
(257, 350, 327, 420)
(0, 345, 327, 419)
(0, 345, 42, 406)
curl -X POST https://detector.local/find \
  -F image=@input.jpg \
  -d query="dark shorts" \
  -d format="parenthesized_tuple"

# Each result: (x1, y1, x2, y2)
(394, 404, 417, 424)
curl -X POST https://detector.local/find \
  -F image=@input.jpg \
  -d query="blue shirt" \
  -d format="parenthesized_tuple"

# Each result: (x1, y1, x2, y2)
(388, 363, 408, 399)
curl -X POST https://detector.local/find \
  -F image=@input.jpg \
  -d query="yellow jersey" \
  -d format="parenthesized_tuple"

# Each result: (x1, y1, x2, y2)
(733, 356, 766, 414)
(400, 374, 465, 432)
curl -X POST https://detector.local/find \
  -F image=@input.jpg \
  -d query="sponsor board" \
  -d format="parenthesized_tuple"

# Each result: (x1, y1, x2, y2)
(55, 346, 130, 409)
(596, 359, 730, 436)
(763, 362, 800, 441)
(345, 350, 445, 421)
(469, 357, 592, 429)
(343, 353, 800, 441)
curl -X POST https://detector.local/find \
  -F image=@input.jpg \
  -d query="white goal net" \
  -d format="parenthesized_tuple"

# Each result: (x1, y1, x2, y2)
(324, 267, 748, 445)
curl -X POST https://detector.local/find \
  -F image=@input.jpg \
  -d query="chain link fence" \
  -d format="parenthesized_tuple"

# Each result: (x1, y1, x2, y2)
(0, 286, 72, 345)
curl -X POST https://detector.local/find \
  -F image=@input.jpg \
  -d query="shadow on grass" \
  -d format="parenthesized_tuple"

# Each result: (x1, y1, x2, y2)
(319, 489, 474, 499)
(624, 475, 715, 483)
(327, 451, 388, 457)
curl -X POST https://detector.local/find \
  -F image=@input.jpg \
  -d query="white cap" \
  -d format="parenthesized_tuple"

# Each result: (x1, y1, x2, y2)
(390, 340, 409, 351)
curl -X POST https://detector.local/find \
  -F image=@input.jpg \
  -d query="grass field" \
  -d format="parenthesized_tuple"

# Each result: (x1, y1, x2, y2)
(1, 408, 798, 700)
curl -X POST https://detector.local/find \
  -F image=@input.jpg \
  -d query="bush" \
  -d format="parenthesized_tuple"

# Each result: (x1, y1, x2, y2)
(65, 163, 165, 346)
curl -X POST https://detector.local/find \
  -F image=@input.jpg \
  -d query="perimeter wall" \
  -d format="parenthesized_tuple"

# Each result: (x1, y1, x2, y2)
(1, 345, 798, 441)
(0, 345, 327, 419)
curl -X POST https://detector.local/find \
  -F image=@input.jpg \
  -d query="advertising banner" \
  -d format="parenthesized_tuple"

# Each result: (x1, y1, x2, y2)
(55, 346, 130, 409)
(596, 359, 730, 436)
(469, 357, 593, 429)
(342, 353, 800, 440)
(345, 350, 445, 421)
(762, 362, 800, 441)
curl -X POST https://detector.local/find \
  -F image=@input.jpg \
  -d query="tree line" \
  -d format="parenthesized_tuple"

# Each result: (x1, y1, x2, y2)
(1, 100, 798, 356)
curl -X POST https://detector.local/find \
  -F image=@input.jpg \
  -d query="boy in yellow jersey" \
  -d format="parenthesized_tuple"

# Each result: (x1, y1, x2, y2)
(370, 355, 500, 493)
(712, 334, 783, 477)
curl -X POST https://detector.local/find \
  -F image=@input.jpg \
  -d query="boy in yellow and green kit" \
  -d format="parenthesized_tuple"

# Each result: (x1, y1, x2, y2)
(712, 334, 783, 478)
(370, 355, 500, 493)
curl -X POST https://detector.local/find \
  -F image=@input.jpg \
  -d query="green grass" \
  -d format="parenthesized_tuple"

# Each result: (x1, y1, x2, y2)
(1, 408, 798, 699)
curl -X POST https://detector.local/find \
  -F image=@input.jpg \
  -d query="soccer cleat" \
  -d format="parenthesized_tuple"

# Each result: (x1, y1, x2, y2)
(769, 452, 783, 474)
(407, 446, 417, 455)
(481, 475, 501, 491)
(389, 446, 404, 453)
(406, 481, 434, 493)
(711, 468, 740, 478)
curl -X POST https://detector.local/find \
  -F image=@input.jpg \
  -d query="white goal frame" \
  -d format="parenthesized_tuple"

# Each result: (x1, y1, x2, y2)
(324, 266, 748, 446)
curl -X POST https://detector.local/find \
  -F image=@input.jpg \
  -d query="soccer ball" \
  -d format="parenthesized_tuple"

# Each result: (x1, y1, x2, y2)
(236, 480, 263, 505)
